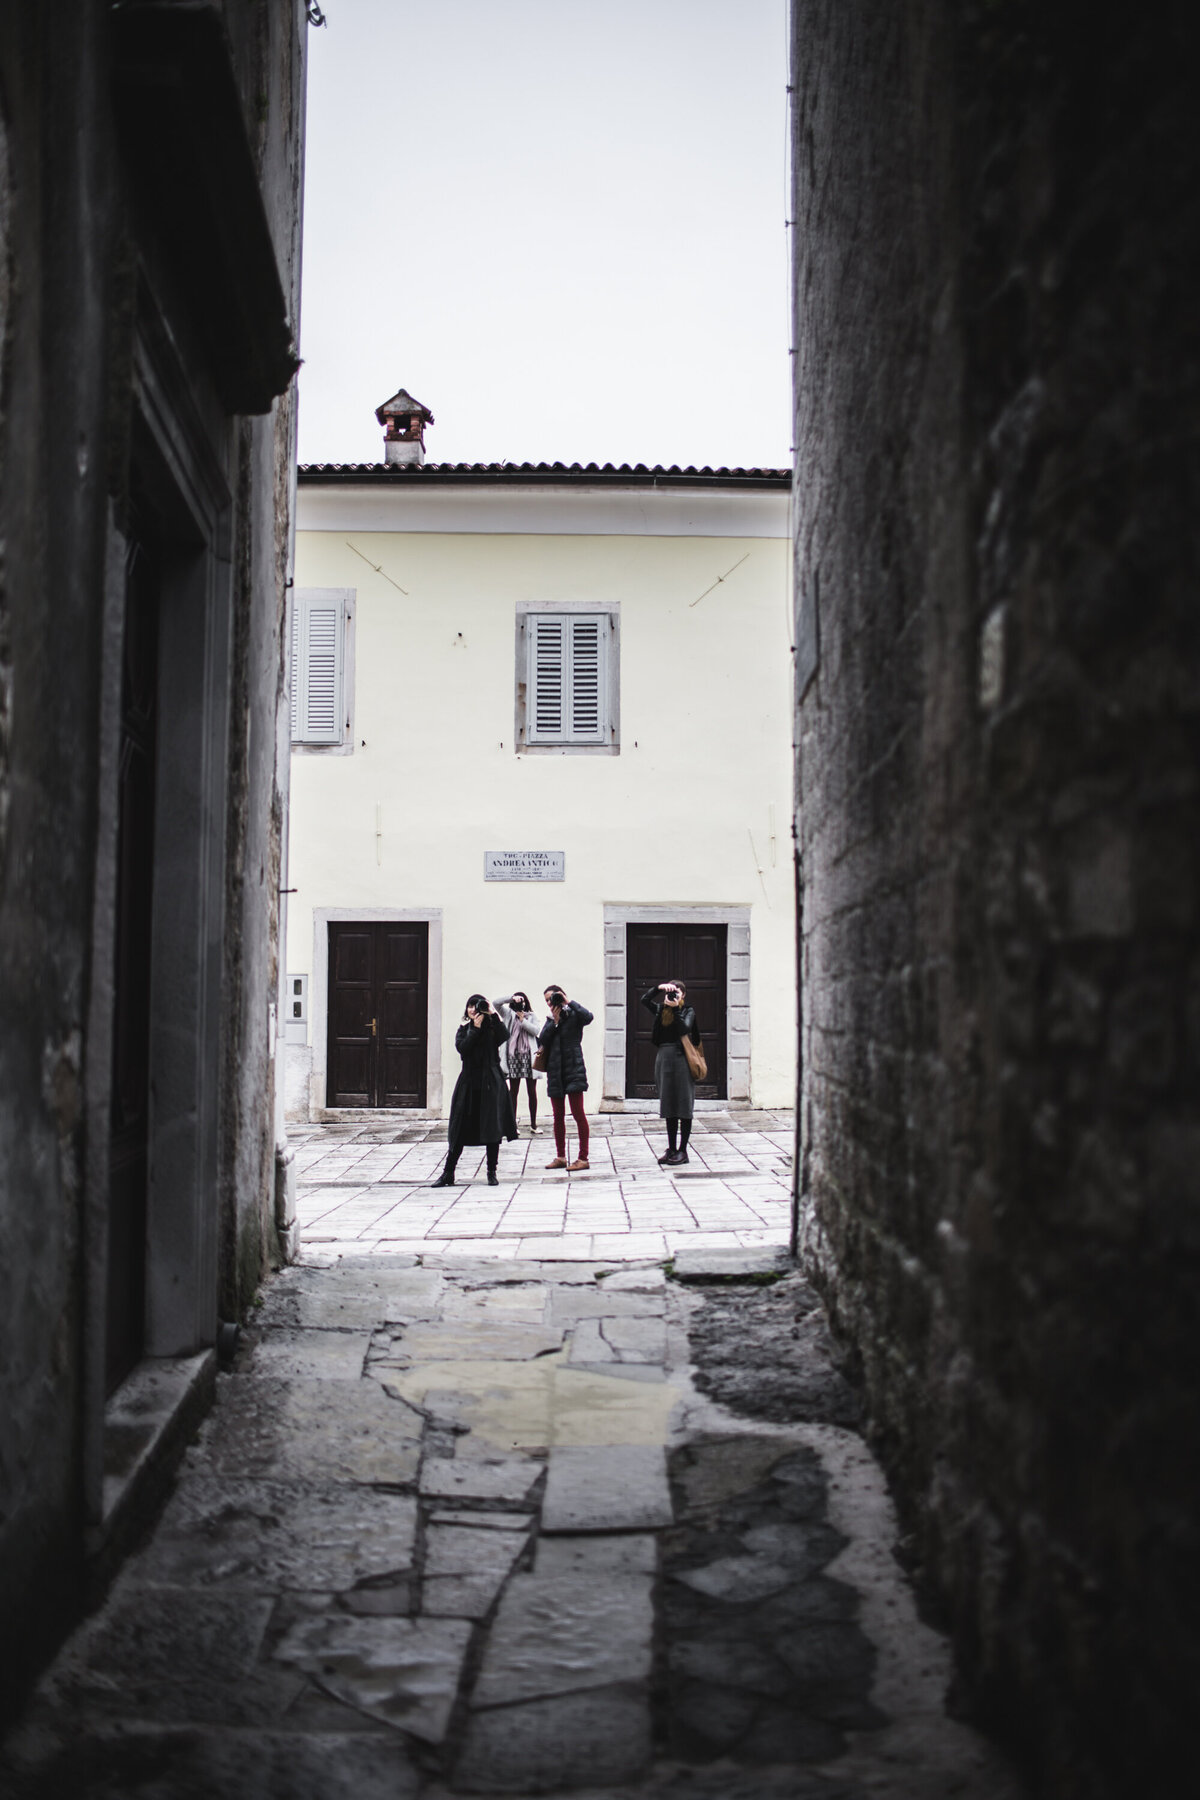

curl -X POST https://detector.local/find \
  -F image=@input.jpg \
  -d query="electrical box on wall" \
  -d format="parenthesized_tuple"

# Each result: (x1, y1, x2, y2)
(285, 973, 308, 1042)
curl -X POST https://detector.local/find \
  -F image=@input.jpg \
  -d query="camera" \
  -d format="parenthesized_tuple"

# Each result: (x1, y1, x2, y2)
(547, 989, 566, 1008)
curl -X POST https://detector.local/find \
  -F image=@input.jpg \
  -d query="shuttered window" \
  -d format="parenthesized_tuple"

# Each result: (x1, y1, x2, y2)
(525, 612, 611, 745)
(291, 589, 347, 745)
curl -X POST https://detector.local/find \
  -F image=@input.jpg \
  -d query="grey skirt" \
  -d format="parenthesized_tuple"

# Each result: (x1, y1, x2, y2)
(655, 1041, 695, 1119)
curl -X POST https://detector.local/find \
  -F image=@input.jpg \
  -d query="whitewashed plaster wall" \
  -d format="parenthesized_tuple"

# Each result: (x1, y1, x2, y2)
(287, 497, 794, 1115)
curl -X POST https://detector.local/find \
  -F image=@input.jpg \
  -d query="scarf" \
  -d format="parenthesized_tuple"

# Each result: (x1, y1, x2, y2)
(508, 1007, 528, 1063)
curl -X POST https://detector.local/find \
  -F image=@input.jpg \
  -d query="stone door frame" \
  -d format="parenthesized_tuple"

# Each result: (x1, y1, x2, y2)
(601, 904, 751, 1107)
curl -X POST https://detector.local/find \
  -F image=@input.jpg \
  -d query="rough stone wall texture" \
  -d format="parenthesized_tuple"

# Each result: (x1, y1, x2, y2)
(0, 0, 116, 1711)
(217, 0, 306, 1318)
(790, 3, 1199, 1794)
(0, 0, 305, 1726)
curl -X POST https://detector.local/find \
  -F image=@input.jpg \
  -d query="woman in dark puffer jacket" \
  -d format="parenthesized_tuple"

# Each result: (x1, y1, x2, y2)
(537, 985, 593, 1171)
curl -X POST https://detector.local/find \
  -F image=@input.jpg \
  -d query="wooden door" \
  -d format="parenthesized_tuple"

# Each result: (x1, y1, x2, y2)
(327, 921, 428, 1107)
(106, 536, 159, 1393)
(626, 923, 727, 1101)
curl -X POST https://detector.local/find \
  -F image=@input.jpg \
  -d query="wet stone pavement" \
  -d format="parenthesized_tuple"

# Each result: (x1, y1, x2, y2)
(3, 1244, 1025, 1800)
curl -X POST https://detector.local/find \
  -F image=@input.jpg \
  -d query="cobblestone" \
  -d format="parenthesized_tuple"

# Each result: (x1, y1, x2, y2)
(3, 1246, 1026, 1799)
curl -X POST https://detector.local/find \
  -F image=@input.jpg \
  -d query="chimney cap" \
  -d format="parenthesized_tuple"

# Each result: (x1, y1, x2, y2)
(375, 387, 434, 427)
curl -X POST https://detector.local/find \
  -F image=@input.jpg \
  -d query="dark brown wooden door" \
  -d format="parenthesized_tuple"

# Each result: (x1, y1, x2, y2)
(106, 536, 159, 1394)
(626, 923, 727, 1100)
(327, 921, 428, 1107)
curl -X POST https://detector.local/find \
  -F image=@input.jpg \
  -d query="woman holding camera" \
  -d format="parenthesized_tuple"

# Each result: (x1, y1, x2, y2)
(538, 986, 593, 1171)
(430, 995, 518, 1187)
(492, 990, 544, 1134)
(641, 980, 700, 1165)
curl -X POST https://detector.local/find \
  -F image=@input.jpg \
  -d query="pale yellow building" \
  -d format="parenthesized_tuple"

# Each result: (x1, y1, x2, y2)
(284, 403, 793, 1122)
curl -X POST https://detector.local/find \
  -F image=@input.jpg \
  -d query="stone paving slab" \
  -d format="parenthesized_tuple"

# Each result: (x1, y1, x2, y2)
(3, 1726, 424, 1800)
(423, 1524, 529, 1619)
(419, 1455, 544, 1505)
(375, 1320, 564, 1363)
(534, 1534, 658, 1578)
(542, 1444, 672, 1531)
(453, 1687, 653, 1794)
(272, 1614, 472, 1741)
(127, 1479, 418, 1593)
(247, 1327, 372, 1379)
(470, 1573, 654, 1707)
(193, 1376, 422, 1486)
(6, 1243, 1026, 1800)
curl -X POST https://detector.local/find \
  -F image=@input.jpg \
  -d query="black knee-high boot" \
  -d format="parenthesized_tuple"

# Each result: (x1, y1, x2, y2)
(659, 1118, 678, 1164)
(678, 1118, 692, 1163)
(431, 1140, 461, 1187)
(527, 1079, 538, 1131)
(486, 1142, 500, 1185)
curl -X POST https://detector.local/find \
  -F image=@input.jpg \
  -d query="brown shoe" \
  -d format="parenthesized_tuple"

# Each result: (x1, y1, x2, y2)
(567, 1158, 590, 1172)
(545, 1156, 568, 1169)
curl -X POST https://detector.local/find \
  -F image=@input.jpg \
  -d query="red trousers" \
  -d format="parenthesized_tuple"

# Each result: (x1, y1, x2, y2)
(550, 1091, 589, 1159)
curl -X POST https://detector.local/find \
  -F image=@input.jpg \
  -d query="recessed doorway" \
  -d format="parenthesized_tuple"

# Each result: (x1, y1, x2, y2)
(626, 922, 727, 1101)
(326, 921, 429, 1107)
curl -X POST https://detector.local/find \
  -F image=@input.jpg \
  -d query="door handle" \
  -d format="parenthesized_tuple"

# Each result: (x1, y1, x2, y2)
(367, 1017, 377, 1037)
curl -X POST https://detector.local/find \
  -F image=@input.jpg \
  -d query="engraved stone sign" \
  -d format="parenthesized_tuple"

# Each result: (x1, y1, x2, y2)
(485, 851, 565, 882)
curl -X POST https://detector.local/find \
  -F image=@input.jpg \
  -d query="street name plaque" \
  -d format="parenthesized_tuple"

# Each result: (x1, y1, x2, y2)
(484, 851, 565, 882)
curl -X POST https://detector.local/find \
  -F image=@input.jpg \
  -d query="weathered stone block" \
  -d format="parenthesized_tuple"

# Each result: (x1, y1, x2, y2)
(542, 1445, 671, 1532)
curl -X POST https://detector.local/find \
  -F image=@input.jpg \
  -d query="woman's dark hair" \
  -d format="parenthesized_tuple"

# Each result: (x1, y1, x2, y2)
(462, 993, 490, 1021)
(668, 979, 687, 997)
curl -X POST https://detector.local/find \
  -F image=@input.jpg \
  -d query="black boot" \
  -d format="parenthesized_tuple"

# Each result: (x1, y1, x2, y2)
(429, 1147, 461, 1187)
(676, 1118, 692, 1166)
(486, 1143, 500, 1186)
(659, 1119, 678, 1164)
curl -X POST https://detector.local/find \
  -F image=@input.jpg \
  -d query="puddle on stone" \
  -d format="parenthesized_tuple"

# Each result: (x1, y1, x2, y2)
(381, 1351, 681, 1455)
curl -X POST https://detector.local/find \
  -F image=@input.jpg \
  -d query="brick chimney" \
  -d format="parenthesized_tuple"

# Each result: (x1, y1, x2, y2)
(375, 387, 434, 466)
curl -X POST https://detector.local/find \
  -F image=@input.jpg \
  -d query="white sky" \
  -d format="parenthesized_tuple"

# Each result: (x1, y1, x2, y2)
(297, 0, 791, 470)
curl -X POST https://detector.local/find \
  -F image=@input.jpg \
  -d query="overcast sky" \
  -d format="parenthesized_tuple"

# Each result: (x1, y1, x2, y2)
(297, 0, 790, 470)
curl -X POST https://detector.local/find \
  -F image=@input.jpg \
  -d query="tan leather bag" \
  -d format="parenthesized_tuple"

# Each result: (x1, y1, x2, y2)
(532, 1046, 548, 1073)
(681, 1032, 707, 1083)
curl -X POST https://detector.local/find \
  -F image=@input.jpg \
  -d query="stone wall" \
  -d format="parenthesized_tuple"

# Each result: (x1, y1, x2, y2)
(790, 2, 1199, 1793)
(0, 0, 306, 1725)
(0, 0, 116, 1709)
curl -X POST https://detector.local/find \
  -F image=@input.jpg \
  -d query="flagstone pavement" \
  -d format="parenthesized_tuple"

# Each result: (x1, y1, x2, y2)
(289, 1110, 796, 1261)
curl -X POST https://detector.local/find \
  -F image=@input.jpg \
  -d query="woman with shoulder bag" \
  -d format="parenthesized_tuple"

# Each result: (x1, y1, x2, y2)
(641, 979, 703, 1165)
(537, 985, 593, 1171)
(429, 995, 518, 1187)
(492, 990, 544, 1134)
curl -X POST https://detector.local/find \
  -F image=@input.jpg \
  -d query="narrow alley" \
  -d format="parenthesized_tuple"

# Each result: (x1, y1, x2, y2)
(2, 6, 1193, 1797)
(3, 1189, 1023, 1799)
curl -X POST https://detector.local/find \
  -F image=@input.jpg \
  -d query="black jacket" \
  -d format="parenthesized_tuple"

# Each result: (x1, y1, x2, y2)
(641, 989, 699, 1046)
(448, 1012, 518, 1146)
(537, 999, 593, 1098)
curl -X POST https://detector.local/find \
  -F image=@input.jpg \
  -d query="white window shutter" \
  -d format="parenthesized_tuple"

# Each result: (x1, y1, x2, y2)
(291, 590, 345, 744)
(289, 600, 301, 739)
(567, 615, 606, 743)
(527, 615, 567, 742)
(525, 612, 609, 745)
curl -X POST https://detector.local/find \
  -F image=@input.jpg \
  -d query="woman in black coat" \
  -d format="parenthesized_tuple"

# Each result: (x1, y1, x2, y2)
(537, 986, 593, 1171)
(641, 980, 700, 1165)
(430, 996, 518, 1187)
